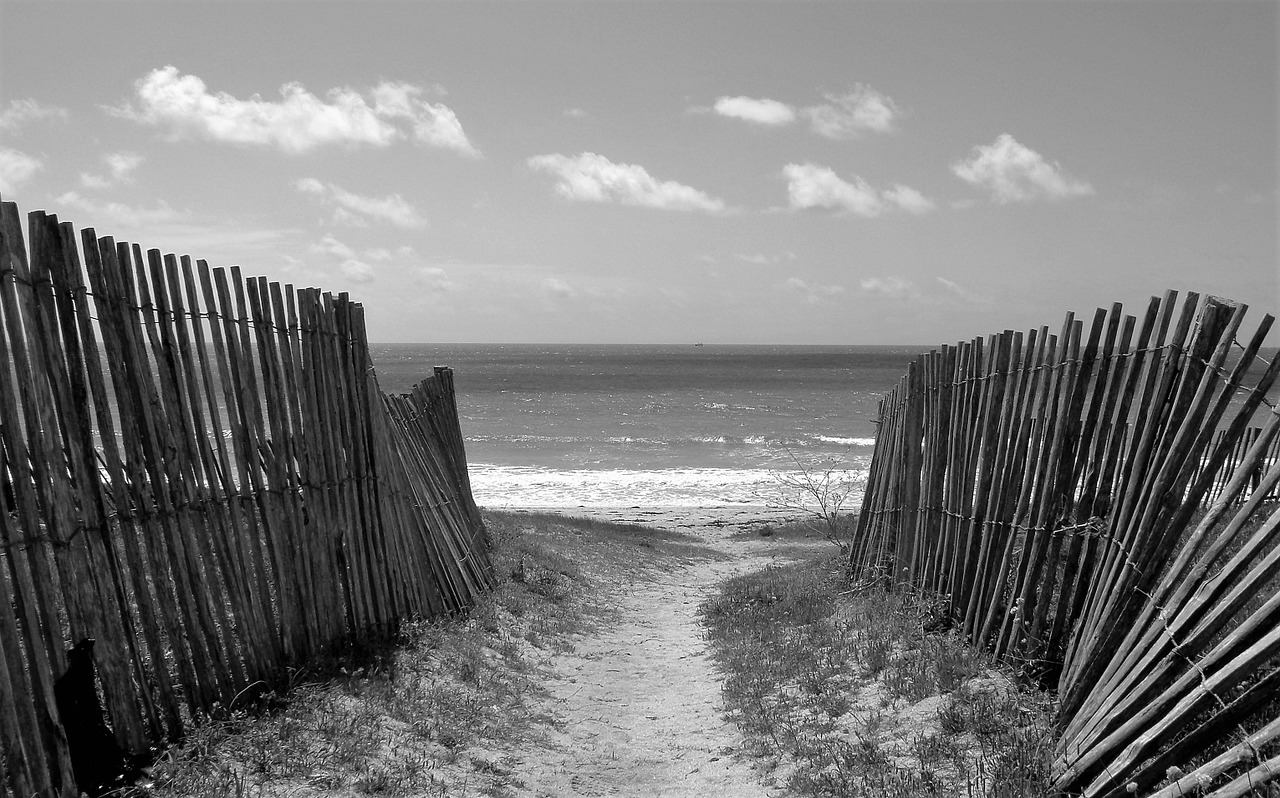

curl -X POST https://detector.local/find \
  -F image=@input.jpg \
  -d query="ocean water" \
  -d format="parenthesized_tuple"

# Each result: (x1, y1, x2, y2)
(369, 343, 1280, 510)
(368, 344, 924, 509)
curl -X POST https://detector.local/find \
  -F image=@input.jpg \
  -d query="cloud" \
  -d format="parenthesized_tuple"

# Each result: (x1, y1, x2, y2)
(734, 251, 797, 265)
(936, 276, 987, 304)
(541, 277, 578, 299)
(881, 185, 936, 215)
(309, 233, 356, 260)
(860, 276, 918, 299)
(803, 85, 900, 138)
(713, 96, 796, 127)
(0, 99, 67, 132)
(782, 164, 879, 215)
(781, 163, 934, 217)
(370, 82, 480, 157)
(857, 275, 989, 306)
(307, 233, 418, 284)
(107, 152, 143, 181)
(340, 259, 376, 283)
(527, 152, 728, 213)
(113, 66, 479, 156)
(953, 134, 1094, 203)
(782, 277, 846, 305)
(54, 191, 186, 226)
(296, 178, 426, 228)
(48, 192, 303, 267)
(81, 151, 144, 189)
(416, 266, 457, 292)
(0, 147, 43, 193)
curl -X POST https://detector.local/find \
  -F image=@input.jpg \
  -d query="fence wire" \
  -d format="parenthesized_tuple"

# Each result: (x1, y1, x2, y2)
(0, 198, 494, 798)
(851, 291, 1280, 796)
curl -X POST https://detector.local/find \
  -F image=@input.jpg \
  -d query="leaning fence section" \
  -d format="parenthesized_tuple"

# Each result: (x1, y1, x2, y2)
(0, 197, 492, 798)
(852, 290, 1280, 796)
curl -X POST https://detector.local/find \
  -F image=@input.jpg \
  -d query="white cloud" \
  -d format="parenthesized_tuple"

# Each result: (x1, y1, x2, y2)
(782, 277, 846, 305)
(48, 192, 301, 266)
(713, 96, 796, 127)
(882, 185, 936, 215)
(527, 152, 728, 213)
(0, 147, 43, 193)
(107, 152, 144, 182)
(81, 151, 144, 189)
(936, 276, 986, 304)
(953, 134, 1094, 203)
(782, 163, 933, 217)
(332, 208, 370, 228)
(308, 233, 423, 285)
(735, 251, 797, 265)
(416, 266, 457, 292)
(310, 233, 357, 260)
(783, 164, 879, 215)
(340, 259, 376, 283)
(0, 99, 67, 131)
(542, 277, 578, 298)
(113, 66, 479, 156)
(296, 177, 325, 196)
(803, 85, 900, 138)
(371, 82, 480, 157)
(54, 191, 186, 226)
(296, 178, 426, 228)
(860, 276, 918, 299)
(857, 275, 988, 305)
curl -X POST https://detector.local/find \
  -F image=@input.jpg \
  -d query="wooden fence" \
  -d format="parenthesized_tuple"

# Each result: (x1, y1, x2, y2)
(852, 290, 1280, 796)
(0, 197, 493, 798)
(1194, 426, 1280, 505)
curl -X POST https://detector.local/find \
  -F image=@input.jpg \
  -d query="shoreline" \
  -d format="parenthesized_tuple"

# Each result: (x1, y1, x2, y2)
(480, 503, 807, 537)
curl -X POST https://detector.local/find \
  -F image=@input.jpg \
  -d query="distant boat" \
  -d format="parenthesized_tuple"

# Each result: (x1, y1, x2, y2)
(694, 342, 704, 347)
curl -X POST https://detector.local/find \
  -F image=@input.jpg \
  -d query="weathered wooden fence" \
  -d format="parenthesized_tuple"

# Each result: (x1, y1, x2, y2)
(1194, 425, 1280, 505)
(0, 197, 493, 798)
(852, 290, 1280, 796)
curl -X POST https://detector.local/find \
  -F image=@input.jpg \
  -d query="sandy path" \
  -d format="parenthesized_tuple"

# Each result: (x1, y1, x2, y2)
(510, 520, 799, 798)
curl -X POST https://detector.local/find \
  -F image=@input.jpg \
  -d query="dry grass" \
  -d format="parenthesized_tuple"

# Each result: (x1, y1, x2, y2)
(125, 510, 717, 798)
(699, 550, 1057, 797)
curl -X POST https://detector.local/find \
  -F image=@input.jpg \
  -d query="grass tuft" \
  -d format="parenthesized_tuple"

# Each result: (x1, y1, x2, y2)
(699, 550, 1056, 797)
(127, 510, 715, 798)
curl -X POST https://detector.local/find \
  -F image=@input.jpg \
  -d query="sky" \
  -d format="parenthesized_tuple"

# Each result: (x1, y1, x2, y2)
(0, 0, 1275, 345)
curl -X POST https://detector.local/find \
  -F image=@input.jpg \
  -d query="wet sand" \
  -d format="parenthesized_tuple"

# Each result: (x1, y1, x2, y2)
(485, 503, 804, 537)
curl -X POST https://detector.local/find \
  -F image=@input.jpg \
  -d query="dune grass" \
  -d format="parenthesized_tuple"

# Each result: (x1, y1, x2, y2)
(128, 510, 717, 798)
(699, 545, 1056, 797)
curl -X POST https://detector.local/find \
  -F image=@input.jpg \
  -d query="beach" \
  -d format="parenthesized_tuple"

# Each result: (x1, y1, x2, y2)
(484, 503, 808, 537)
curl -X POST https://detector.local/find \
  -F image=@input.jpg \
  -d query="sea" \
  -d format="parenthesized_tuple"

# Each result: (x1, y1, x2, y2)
(368, 344, 925, 511)
(369, 343, 1280, 513)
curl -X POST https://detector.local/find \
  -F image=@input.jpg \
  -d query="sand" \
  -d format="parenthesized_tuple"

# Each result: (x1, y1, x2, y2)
(489, 503, 803, 536)
(492, 505, 820, 798)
